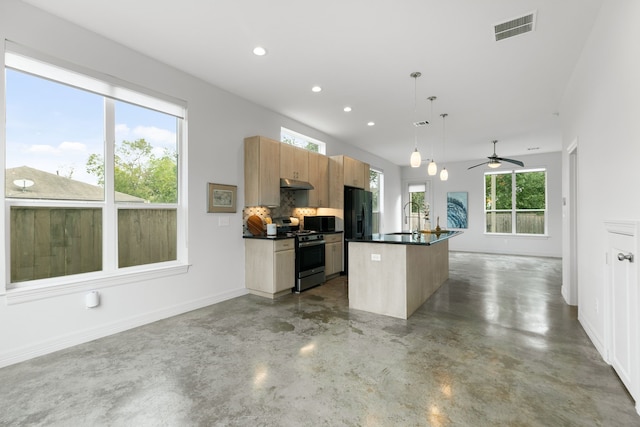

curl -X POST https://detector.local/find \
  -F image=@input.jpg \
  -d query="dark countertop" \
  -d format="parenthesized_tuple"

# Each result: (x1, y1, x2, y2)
(346, 231, 462, 246)
(243, 234, 294, 240)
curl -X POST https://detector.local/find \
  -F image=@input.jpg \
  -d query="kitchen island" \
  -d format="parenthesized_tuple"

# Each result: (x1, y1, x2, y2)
(347, 231, 461, 319)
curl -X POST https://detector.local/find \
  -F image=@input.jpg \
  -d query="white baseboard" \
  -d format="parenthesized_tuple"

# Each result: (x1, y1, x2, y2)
(0, 288, 248, 368)
(578, 311, 607, 362)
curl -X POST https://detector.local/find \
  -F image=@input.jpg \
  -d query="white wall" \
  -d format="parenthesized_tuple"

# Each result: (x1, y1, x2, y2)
(0, 0, 401, 366)
(401, 151, 563, 257)
(560, 0, 640, 357)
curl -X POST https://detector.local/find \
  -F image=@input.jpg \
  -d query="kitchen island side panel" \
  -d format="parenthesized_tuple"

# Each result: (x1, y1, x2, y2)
(348, 243, 408, 319)
(348, 240, 449, 319)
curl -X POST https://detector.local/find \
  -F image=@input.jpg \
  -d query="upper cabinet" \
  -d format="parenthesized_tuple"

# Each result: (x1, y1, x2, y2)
(331, 155, 370, 189)
(244, 136, 369, 209)
(308, 151, 329, 207)
(328, 155, 370, 208)
(244, 136, 280, 207)
(280, 143, 309, 181)
(343, 156, 369, 189)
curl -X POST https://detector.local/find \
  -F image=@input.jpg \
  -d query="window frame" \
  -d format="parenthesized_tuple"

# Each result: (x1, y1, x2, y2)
(369, 167, 383, 234)
(404, 181, 432, 232)
(280, 127, 326, 154)
(3, 43, 189, 303)
(484, 168, 547, 236)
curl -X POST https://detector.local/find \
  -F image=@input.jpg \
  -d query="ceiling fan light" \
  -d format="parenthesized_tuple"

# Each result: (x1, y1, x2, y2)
(488, 161, 501, 169)
(440, 167, 448, 181)
(410, 149, 422, 168)
(427, 160, 437, 175)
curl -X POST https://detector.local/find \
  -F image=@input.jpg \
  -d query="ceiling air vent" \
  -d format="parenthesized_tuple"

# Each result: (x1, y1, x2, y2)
(494, 12, 536, 41)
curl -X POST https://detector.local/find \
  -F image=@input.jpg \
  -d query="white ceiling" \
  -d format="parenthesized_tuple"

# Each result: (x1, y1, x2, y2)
(21, 0, 603, 166)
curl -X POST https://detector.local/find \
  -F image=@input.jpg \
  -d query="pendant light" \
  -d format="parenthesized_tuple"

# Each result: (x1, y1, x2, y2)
(439, 113, 449, 181)
(427, 96, 438, 176)
(409, 72, 422, 168)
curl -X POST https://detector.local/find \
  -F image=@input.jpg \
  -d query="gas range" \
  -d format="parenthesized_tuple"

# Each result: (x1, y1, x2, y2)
(293, 231, 326, 293)
(289, 230, 322, 239)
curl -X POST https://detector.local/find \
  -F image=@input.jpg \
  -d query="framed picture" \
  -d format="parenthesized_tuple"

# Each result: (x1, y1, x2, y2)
(447, 191, 468, 229)
(208, 183, 237, 213)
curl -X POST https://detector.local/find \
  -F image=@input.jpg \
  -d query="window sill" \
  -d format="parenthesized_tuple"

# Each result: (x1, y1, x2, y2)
(4, 263, 190, 305)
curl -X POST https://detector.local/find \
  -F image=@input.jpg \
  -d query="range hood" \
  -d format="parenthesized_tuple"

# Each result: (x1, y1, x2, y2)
(280, 178, 314, 190)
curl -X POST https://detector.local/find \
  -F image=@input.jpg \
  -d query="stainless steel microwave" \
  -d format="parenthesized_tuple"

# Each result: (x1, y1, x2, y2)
(304, 215, 335, 232)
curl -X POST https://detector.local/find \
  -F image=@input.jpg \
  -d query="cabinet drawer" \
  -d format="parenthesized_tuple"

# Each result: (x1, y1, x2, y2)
(323, 234, 342, 244)
(274, 239, 295, 251)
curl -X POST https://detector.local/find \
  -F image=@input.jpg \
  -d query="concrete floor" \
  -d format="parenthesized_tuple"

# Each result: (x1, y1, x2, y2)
(1, 252, 638, 426)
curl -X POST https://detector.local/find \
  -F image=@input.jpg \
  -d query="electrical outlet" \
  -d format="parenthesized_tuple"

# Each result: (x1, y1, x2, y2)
(371, 254, 381, 261)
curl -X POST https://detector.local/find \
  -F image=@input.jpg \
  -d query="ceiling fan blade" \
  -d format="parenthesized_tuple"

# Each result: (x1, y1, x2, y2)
(467, 161, 489, 170)
(497, 157, 524, 167)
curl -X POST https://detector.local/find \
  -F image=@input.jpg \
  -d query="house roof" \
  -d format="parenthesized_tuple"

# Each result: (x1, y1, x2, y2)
(6, 166, 146, 202)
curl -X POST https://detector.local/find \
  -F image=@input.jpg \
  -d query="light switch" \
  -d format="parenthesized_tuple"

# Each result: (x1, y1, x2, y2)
(218, 216, 230, 227)
(371, 253, 381, 261)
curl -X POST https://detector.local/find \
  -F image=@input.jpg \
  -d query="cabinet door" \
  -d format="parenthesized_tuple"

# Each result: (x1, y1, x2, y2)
(308, 152, 329, 207)
(280, 144, 309, 181)
(329, 156, 344, 209)
(325, 241, 343, 275)
(244, 136, 280, 207)
(344, 156, 365, 188)
(274, 249, 295, 292)
(325, 243, 334, 275)
(332, 242, 343, 274)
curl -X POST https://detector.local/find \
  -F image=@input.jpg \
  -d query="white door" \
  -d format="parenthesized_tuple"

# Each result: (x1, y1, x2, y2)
(605, 221, 639, 411)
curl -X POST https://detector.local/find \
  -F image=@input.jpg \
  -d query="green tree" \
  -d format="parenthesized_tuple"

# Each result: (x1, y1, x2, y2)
(485, 171, 545, 210)
(515, 171, 545, 209)
(282, 135, 319, 152)
(86, 138, 177, 203)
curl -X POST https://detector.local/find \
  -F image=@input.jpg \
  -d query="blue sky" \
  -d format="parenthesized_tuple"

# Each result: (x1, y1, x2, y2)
(6, 68, 177, 186)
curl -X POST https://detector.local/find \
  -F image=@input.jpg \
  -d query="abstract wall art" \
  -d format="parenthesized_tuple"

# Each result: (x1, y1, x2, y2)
(447, 191, 468, 229)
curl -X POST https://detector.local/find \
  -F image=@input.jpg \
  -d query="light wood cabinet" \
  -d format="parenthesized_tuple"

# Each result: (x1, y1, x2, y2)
(344, 156, 367, 189)
(245, 238, 295, 298)
(328, 155, 370, 208)
(280, 143, 309, 181)
(244, 136, 280, 207)
(308, 151, 329, 207)
(324, 233, 343, 277)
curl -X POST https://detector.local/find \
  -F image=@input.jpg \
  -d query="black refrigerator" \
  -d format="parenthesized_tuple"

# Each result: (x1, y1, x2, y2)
(343, 186, 373, 275)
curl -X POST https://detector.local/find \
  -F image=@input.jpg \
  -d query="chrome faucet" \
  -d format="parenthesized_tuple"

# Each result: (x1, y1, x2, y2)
(403, 201, 422, 238)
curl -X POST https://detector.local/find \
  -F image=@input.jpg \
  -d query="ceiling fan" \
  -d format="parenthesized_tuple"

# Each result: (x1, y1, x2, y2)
(468, 140, 524, 169)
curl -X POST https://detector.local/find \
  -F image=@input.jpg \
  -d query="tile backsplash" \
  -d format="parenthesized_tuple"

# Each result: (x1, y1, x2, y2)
(243, 189, 317, 234)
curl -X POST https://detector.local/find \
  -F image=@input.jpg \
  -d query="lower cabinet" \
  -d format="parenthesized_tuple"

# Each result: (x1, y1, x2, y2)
(324, 233, 343, 277)
(245, 238, 295, 298)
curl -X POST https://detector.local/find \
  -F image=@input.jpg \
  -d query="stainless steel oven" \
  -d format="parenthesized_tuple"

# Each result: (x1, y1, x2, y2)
(295, 232, 325, 293)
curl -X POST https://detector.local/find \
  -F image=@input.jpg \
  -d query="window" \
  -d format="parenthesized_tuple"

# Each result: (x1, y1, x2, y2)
(406, 183, 430, 231)
(369, 168, 383, 233)
(485, 169, 546, 235)
(280, 127, 326, 154)
(5, 45, 185, 288)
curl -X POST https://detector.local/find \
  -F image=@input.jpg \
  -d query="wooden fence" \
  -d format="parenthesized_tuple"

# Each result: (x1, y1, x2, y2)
(10, 207, 177, 282)
(118, 208, 177, 268)
(11, 207, 102, 283)
(486, 211, 545, 234)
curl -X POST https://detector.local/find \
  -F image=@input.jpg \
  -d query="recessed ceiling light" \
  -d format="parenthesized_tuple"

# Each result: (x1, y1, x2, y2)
(367, 121, 375, 126)
(253, 46, 267, 56)
(343, 106, 352, 112)
(311, 86, 322, 93)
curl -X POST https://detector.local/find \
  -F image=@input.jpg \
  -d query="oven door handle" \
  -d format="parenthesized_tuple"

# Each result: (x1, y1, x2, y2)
(298, 240, 326, 248)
